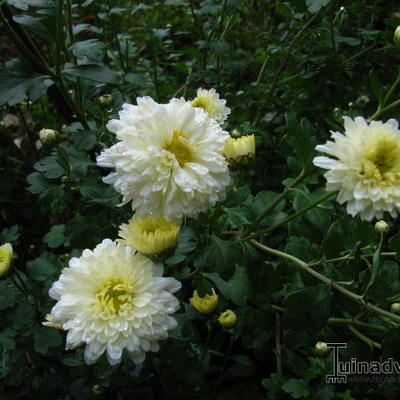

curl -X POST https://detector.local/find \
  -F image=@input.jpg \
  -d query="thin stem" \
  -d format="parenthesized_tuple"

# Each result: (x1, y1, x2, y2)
(370, 98, 400, 121)
(243, 191, 335, 241)
(257, 168, 310, 223)
(275, 312, 282, 374)
(272, 305, 385, 331)
(251, 240, 400, 324)
(347, 324, 381, 350)
(307, 252, 396, 268)
(382, 68, 400, 107)
(253, 11, 320, 125)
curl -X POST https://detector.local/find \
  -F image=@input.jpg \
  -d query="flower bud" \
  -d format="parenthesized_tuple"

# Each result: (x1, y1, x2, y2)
(218, 309, 237, 328)
(391, 303, 400, 314)
(118, 216, 180, 259)
(375, 220, 389, 233)
(190, 288, 218, 315)
(0, 243, 13, 278)
(394, 26, 400, 44)
(314, 341, 330, 357)
(92, 385, 104, 396)
(98, 94, 113, 107)
(231, 129, 241, 138)
(39, 128, 60, 146)
(223, 134, 256, 167)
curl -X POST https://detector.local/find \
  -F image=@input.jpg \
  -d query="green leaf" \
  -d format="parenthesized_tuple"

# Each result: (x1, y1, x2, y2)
(69, 39, 105, 64)
(204, 265, 251, 305)
(0, 63, 52, 106)
(0, 225, 20, 243)
(282, 378, 310, 399)
(26, 252, 59, 282)
(175, 226, 197, 254)
(0, 280, 19, 310)
(0, 328, 16, 352)
(306, 0, 330, 13)
(13, 15, 51, 40)
(283, 284, 331, 333)
(56, 146, 71, 177)
(63, 64, 119, 84)
(32, 326, 62, 354)
(34, 155, 64, 179)
(43, 225, 67, 248)
(203, 235, 241, 271)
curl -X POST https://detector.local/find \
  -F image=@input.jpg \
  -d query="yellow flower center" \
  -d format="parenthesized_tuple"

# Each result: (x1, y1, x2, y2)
(360, 134, 400, 185)
(164, 130, 193, 167)
(96, 279, 133, 316)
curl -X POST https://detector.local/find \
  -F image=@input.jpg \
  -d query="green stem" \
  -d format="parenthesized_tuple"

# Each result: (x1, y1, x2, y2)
(257, 168, 310, 223)
(243, 191, 335, 241)
(307, 252, 396, 268)
(383, 69, 400, 106)
(348, 324, 381, 350)
(272, 305, 385, 330)
(253, 11, 320, 125)
(251, 240, 400, 324)
(370, 98, 400, 121)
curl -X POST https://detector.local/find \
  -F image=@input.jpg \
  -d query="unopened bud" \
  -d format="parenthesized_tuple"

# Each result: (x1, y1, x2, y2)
(39, 129, 59, 146)
(92, 385, 104, 396)
(0, 243, 13, 278)
(394, 26, 400, 44)
(314, 341, 330, 357)
(375, 220, 389, 233)
(218, 309, 237, 328)
(391, 303, 400, 314)
(98, 94, 113, 107)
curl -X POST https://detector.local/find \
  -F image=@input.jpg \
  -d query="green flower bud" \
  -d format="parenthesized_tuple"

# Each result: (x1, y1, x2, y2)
(375, 220, 389, 233)
(394, 26, 400, 44)
(98, 94, 113, 107)
(218, 309, 237, 328)
(39, 129, 60, 146)
(314, 341, 330, 357)
(391, 303, 400, 314)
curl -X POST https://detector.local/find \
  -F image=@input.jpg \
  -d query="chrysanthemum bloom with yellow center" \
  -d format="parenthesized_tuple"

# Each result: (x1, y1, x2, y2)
(191, 88, 231, 124)
(190, 288, 218, 314)
(118, 215, 179, 257)
(218, 309, 237, 328)
(97, 97, 230, 221)
(313, 117, 400, 221)
(223, 134, 256, 166)
(0, 243, 13, 278)
(48, 239, 181, 365)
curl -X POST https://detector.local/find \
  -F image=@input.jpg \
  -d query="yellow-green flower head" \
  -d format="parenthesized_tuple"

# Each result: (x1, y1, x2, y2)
(218, 309, 237, 328)
(375, 220, 389, 233)
(0, 243, 13, 278)
(191, 88, 231, 124)
(118, 215, 179, 257)
(190, 288, 218, 314)
(223, 134, 256, 166)
(39, 128, 59, 145)
(394, 26, 400, 44)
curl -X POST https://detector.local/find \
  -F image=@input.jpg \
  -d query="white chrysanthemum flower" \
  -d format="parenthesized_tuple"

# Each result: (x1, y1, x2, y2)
(97, 97, 231, 221)
(191, 88, 231, 124)
(313, 116, 400, 221)
(48, 239, 181, 365)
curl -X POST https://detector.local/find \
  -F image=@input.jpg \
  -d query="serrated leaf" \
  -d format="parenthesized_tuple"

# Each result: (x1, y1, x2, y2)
(32, 326, 62, 354)
(43, 225, 67, 248)
(282, 378, 310, 399)
(63, 64, 119, 84)
(204, 265, 250, 305)
(306, 0, 330, 13)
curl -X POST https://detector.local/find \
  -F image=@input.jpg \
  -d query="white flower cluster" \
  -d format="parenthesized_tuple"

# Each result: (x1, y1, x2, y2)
(48, 88, 240, 367)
